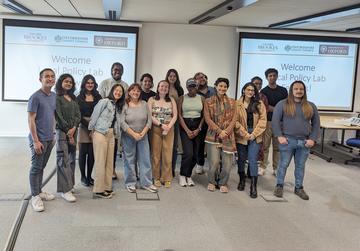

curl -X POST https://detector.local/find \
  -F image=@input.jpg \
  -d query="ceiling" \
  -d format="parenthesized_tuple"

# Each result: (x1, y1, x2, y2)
(1, 0, 360, 31)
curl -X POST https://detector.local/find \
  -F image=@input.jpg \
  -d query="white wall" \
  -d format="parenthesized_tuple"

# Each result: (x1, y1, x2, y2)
(137, 23, 238, 96)
(0, 18, 359, 137)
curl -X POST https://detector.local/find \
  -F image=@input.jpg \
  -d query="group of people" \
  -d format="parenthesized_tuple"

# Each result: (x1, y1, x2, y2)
(27, 63, 320, 212)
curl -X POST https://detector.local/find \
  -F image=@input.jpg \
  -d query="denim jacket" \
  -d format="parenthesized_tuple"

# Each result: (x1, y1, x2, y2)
(88, 98, 121, 138)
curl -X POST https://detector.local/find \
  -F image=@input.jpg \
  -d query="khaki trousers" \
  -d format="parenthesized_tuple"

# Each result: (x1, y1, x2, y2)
(93, 129, 114, 193)
(151, 125, 174, 182)
(261, 122, 280, 170)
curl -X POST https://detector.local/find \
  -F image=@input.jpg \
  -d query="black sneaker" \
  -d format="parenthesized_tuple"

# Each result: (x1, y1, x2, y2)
(81, 177, 89, 187)
(294, 187, 309, 200)
(93, 192, 112, 199)
(274, 185, 283, 198)
(105, 190, 115, 195)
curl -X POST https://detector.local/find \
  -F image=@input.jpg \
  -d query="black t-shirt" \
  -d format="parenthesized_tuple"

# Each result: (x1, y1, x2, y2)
(141, 90, 156, 102)
(261, 85, 288, 121)
(246, 108, 254, 129)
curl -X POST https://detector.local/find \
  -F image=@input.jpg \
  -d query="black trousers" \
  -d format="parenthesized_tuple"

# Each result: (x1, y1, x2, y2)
(78, 143, 94, 181)
(197, 123, 208, 166)
(180, 117, 201, 177)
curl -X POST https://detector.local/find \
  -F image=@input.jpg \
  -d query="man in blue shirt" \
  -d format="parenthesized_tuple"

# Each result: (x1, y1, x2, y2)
(28, 68, 57, 212)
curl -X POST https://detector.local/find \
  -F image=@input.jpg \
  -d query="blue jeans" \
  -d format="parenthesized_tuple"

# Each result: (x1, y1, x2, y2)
(122, 132, 152, 187)
(276, 137, 310, 188)
(236, 129, 260, 177)
(29, 136, 55, 196)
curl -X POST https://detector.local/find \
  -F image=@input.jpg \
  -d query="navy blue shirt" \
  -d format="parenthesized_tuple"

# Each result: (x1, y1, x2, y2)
(197, 86, 216, 99)
(27, 89, 56, 141)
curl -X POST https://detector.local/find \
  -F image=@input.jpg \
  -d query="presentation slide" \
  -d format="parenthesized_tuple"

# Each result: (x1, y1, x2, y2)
(237, 35, 358, 111)
(3, 22, 137, 101)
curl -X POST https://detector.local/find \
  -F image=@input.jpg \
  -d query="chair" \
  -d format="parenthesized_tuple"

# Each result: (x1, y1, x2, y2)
(344, 131, 360, 165)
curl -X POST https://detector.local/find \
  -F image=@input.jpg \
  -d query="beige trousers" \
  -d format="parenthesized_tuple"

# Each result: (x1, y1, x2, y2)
(93, 129, 114, 193)
(150, 125, 174, 182)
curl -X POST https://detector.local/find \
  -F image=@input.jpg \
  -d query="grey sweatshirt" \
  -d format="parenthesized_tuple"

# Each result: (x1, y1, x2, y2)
(272, 99, 320, 141)
(120, 101, 152, 133)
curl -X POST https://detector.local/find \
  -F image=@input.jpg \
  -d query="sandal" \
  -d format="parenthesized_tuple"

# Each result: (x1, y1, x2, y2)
(164, 181, 171, 188)
(220, 185, 229, 193)
(207, 183, 215, 192)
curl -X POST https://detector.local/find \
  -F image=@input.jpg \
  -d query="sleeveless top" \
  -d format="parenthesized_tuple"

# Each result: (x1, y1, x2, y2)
(182, 94, 202, 118)
(152, 102, 173, 124)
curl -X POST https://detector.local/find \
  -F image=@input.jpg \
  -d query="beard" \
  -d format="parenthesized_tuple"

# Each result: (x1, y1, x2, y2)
(198, 83, 207, 90)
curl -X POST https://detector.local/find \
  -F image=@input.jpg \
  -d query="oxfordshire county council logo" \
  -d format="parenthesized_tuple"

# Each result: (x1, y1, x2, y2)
(55, 35, 61, 42)
(54, 35, 88, 43)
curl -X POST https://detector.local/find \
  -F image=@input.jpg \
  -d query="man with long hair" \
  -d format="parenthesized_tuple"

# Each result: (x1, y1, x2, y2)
(272, 81, 320, 200)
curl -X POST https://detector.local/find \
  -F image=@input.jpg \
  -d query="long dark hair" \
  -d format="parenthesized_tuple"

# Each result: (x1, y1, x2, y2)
(107, 84, 125, 112)
(154, 80, 171, 102)
(165, 69, 184, 96)
(78, 74, 102, 100)
(125, 83, 142, 104)
(284, 80, 313, 119)
(241, 82, 260, 113)
(55, 73, 76, 100)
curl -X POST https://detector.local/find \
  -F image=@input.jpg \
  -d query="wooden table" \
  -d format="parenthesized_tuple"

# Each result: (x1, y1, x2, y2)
(312, 115, 360, 162)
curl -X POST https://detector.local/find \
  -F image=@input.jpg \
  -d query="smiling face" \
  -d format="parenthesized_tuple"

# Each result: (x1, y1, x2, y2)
(195, 73, 207, 86)
(216, 81, 228, 95)
(40, 70, 55, 89)
(244, 85, 255, 99)
(142, 77, 153, 92)
(85, 79, 95, 92)
(111, 64, 123, 81)
(158, 81, 169, 96)
(167, 72, 177, 85)
(62, 77, 73, 91)
(129, 86, 141, 101)
(113, 85, 123, 101)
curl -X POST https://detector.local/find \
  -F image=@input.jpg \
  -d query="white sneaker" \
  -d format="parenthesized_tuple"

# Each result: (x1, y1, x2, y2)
(187, 177, 195, 187)
(31, 195, 44, 212)
(126, 185, 136, 193)
(61, 191, 76, 202)
(39, 191, 55, 201)
(179, 175, 187, 187)
(258, 168, 265, 176)
(142, 185, 158, 193)
(195, 165, 204, 174)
